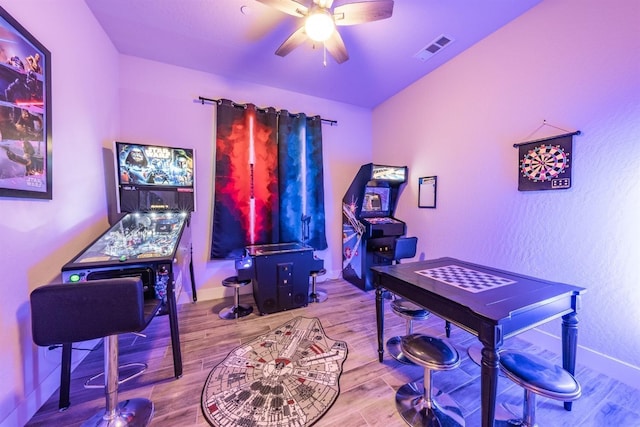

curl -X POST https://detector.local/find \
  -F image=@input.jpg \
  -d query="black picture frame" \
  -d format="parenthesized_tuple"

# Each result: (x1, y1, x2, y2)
(0, 6, 52, 199)
(418, 176, 437, 208)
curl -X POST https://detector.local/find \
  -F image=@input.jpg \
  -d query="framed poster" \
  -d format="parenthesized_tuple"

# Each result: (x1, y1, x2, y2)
(0, 6, 52, 199)
(418, 176, 437, 208)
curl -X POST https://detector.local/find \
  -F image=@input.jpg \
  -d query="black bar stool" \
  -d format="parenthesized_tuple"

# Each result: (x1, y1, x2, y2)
(309, 268, 328, 303)
(386, 298, 430, 364)
(30, 278, 157, 427)
(499, 351, 581, 427)
(219, 276, 253, 319)
(396, 333, 465, 427)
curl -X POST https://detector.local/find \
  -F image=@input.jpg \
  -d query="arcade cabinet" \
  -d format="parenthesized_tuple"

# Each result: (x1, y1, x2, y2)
(234, 210, 324, 315)
(235, 242, 323, 315)
(342, 163, 408, 290)
(56, 141, 196, 409)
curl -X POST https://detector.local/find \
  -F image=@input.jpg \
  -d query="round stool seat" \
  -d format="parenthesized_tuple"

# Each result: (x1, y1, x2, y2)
(391, 298, 430, 321)
(499, 351, 581, 400)
(311, 268, 326, 277)
(222, 276, 251, 288)
(401, 333, 461, 371)
(219, 276, 252, 320)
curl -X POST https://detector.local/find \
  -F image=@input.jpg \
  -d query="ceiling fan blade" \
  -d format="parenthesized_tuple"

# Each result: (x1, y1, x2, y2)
(315, 0, 335, 8)
(255, 0, 308, 17)
(324, 30, 349, 64)
(333, 0, 394, 26)
(275, 26, 308, 57)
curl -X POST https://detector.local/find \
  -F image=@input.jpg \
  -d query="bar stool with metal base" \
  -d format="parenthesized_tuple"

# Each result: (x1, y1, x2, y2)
(309, 268, 327, 303)
(386, 298, 430, 364)
(30, 278, 156, 427)
(219, 276, 253, 319)
(499, 351, 581, 427)
(396, 333, 465, 427)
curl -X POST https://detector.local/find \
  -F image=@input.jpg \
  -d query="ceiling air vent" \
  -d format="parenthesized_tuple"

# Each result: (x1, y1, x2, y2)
(414, 34, 454, 62)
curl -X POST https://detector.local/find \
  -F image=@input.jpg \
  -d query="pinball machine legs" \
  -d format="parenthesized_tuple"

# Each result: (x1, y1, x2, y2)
(190, 245, 197, 302)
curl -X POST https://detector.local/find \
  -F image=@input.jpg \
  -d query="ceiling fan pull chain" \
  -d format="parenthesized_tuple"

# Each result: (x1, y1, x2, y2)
(323, 44, 327, 67)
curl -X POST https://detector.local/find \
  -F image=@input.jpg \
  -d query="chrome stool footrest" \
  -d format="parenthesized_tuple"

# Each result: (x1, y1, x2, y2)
(84, 362, 148, 389)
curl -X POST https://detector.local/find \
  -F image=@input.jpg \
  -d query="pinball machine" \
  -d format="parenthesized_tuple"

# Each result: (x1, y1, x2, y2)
(56, 141, 196, 409)
(342, 163, 408, 290)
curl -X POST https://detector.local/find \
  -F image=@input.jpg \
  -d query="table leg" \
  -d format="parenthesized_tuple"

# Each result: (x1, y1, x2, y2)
(376, 286, 385, 362)
(167, 279, 183, 378)
(562, 311, 579, 411)
(189, 245, 197, 302)
(480, 343, 500, 427)
(58, 342, 72, 410)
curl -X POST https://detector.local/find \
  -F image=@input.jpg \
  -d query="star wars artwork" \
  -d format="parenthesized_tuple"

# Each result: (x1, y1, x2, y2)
(210, 99, 327, 259)
(0, 6, 52, 199)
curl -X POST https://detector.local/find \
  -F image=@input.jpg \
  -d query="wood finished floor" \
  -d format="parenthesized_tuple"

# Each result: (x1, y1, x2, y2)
(27, 277, 640, 427)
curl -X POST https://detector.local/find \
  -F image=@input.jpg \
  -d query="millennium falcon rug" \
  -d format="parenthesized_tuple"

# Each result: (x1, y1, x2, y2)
(201, 316, 348, 426)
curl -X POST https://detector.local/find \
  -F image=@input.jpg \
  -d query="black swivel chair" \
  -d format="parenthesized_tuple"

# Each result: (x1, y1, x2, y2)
(31, 277, 159, 427)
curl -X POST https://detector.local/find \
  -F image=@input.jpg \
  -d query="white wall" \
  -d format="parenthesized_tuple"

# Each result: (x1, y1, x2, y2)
(117, 55, 372, 301)
(0, 1, 120, 426)
(373, 0, 640, 378)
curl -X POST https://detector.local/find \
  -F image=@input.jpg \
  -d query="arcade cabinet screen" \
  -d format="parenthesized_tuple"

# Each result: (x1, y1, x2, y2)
(362, 187, 390, 214)
(115, 142, 195, 212)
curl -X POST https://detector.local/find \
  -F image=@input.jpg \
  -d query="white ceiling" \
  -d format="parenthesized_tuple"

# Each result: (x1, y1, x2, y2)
(84, 0, 541, 108)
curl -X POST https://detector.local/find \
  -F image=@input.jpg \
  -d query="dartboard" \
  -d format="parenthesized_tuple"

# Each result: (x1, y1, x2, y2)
(520, 144, 569, 182)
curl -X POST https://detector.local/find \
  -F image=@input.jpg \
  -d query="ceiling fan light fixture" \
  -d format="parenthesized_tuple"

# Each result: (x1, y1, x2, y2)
(305, 9, 335, 42)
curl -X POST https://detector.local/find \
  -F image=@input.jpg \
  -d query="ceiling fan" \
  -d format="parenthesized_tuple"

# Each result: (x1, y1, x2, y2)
(256, 0, 394, 64)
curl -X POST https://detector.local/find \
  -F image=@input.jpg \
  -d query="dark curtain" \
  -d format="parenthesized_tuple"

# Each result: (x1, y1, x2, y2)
(278, 112, 328, 250)
(210, 101, 327, 259)
(210, 100, 278, 259)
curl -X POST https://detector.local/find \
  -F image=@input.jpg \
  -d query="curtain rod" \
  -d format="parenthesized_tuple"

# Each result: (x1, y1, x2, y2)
(197, 96, 337, 126)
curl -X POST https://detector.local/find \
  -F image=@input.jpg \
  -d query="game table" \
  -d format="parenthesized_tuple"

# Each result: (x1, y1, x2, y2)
(371, 257, 585, 427)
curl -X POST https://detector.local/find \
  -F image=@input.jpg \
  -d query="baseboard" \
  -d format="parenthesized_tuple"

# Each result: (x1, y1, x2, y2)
(1, 341, 98, 427)
(183, 269, 342, 304)
(518, 328, 640, 388)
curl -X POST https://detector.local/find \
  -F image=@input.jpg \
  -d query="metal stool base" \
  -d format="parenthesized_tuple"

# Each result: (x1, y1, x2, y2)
(82, 398, 153, 427)
(219, 303, 253, 320)
(396, 382, 465, 427)
(309, 289, 328, 303)
(386, 335, 415, 365)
